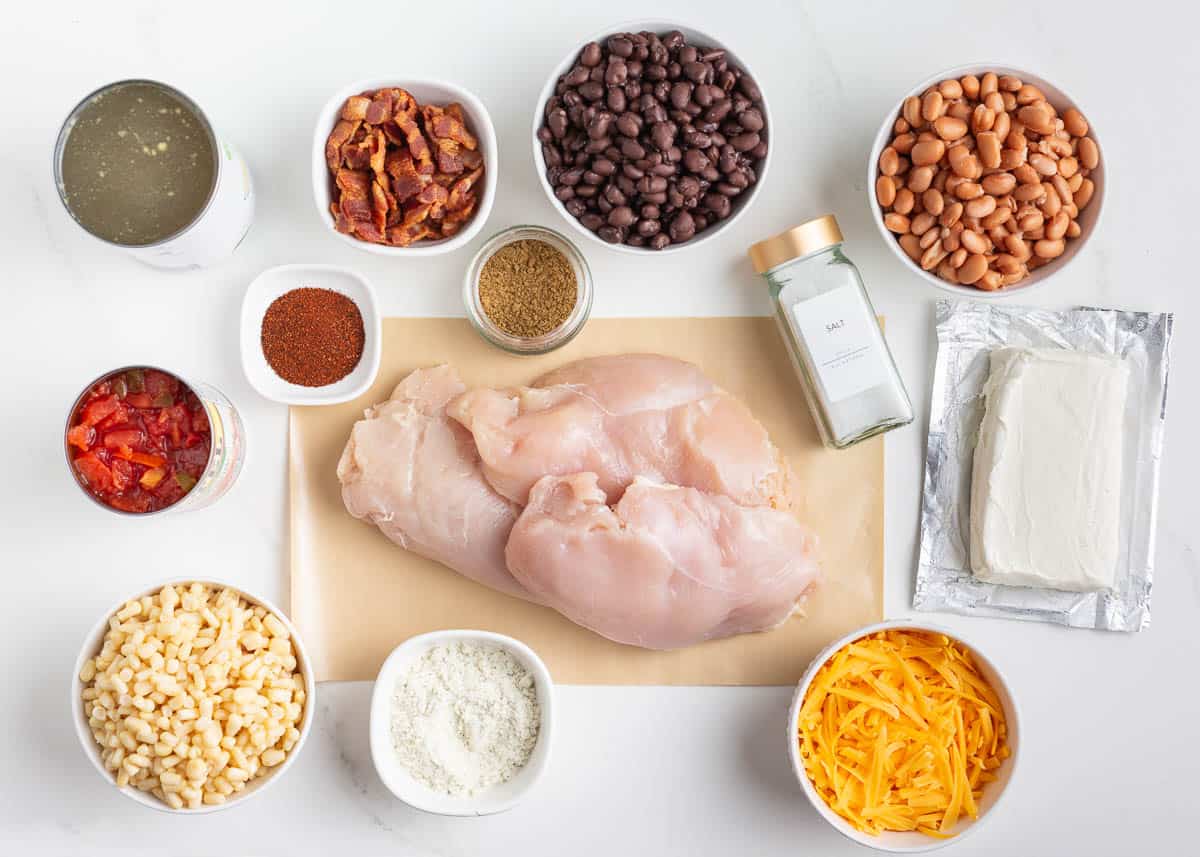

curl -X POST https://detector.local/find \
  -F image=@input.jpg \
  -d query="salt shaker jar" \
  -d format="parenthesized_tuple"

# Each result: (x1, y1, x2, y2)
(748, 215, 912, 449)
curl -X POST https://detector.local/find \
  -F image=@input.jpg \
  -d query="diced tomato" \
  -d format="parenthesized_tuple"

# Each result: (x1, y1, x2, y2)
(108, 490, 152, 513)
(144, 370, 180, 398)
(96, 404, 131, 431)
(103, 429, 145, 450)
(80, 395, 120, 427)
(114, 448, 167, 468)
(67, 425, 95, 451)
(73, 452, 114, 492)
(125, 392, 155, 408)
(110, 458, 134, 492)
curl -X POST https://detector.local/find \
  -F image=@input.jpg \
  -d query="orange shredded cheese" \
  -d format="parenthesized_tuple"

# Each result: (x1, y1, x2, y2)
(797, 629, 1009, 839)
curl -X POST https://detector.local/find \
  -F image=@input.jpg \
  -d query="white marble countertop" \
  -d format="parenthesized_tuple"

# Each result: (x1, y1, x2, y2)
(2, 1, 1196, 854)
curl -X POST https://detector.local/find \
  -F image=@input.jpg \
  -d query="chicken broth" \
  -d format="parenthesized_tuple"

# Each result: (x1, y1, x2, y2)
(58, 82, 216, 246)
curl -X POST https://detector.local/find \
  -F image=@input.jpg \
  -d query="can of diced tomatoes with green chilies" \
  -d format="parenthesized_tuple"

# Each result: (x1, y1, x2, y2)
(53, 79, 254, 269)
(64, 366, 246, 516)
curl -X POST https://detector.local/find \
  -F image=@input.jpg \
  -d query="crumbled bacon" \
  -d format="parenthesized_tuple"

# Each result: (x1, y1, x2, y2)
(326, 88, 484, 246)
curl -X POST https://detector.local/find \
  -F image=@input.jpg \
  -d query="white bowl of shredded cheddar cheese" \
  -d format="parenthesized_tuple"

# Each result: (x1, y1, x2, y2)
(788, 621, 1019, 852)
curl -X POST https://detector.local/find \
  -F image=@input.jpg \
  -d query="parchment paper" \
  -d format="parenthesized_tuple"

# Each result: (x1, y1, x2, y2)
(290, 317, 882, 684)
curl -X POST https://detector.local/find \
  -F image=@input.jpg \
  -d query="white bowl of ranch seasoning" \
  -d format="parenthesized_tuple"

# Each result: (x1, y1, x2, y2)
(369, 630, 554, 816)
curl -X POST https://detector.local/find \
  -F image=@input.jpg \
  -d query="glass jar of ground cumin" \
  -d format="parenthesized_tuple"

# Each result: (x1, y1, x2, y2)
(463, 225, 593, 354)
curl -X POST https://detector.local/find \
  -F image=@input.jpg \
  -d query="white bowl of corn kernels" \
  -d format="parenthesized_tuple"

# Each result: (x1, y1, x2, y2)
(71, 579, 316, 813)
(788, 621, 1020, 852)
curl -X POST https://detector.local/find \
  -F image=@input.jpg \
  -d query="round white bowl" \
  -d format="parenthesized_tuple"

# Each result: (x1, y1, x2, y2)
(312, 77, 498, 256)
(369, 629, 554, 816)
(868, 63, 1105, 298)
(71, 578, 317, 814)
(788, 620, 1020, 852)
(532, 19, 772, 255)
(240, 263, 381, 405)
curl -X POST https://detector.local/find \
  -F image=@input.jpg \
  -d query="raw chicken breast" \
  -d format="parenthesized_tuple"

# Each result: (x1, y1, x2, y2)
(337, 366, 529, 599)
(446, 354, 795, 509)
(505, 474, 818, 649)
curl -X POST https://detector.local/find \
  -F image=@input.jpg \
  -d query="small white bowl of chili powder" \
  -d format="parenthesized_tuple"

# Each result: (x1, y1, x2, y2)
(240, 263, 381, 405)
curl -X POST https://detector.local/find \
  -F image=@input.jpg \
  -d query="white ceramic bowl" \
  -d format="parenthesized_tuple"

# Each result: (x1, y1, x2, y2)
(369, 630, 554, 816)
(532, 20, 772, 255)
(788, 620, 1020, 852)
(312, 77, 498, 256)
(71, 578, 317, 814)
(868, 64, 1105, 298)
(240, 263, 381, 405)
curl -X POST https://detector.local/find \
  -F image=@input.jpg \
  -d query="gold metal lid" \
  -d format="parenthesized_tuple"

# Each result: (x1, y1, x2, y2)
(747, 215, 844, 273)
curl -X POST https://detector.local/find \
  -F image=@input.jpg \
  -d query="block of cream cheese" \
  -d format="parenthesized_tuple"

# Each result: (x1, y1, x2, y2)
(969, 347, 1129, 592)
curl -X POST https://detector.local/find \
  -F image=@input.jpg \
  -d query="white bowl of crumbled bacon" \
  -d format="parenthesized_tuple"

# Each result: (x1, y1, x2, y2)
(312, 78, 497, 255)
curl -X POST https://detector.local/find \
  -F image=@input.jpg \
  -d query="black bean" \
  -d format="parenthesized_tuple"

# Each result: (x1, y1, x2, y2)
(683, 129, 711, 148)
(651, 162, 676, 177)
(607, 36, 633, 57)
(625, 80, 642, 100)
(704, 101, 733, 123)
(636, 175, 668, 194)
(616, 176, 636, 196)
(716, 182, 743, 197)
(584, 138, 610, 154)
(590, 65, 606, 82)
(667, 62, 682, 80)
(652, 81, 671, 103)
(683, 148, 708, 173)
(731, 95, 751, 114)
(562, 90, 582, 108)
(604, 185, 627, 206)
(678, 45, 698, 64)
(725, 170, 749, 189)
(650, 121, 675, 152)
(636, 218, 662, 237)
(583, 170, 604, 186)
(668, 210, 696, 242)
(592, 157, 616, 177)
(668, 188, 686, 209)
(704, 192, 732, 218)
(750, 140, 768, 160)
(641, 204, 661, 219)
(641, 191, 668, 205)
(606, 89, 626, 113)
(644, 103, 668, 124)
(565, 66, 589, 87)
(574, 183, 598, 199)
(730, 132, 759, 153)
(548, 108, 568, 139)
(621, 163, 645, 180)
(608, 205, 636, 227)
(645, 64, 667, 81)
(700, 49, 725, 63)
(605, 60, 627, 87)
(650, 232, 671, 250)
(555, 185, 575, 201)
(692, 213, 709, 231)
(626, 61, 643, 79)
(587, 111, 613, 140)
(615, 113, 641, 138)
(597, 225, 624, 243)
(620, 139, 646, 160)
(669, 82, 692, 109)
(718, 151, 739, 174)
(580, 213, 603, 230)
(718, 70, 737, 92)
(559, 168, 584, 186)
(677, 175, 701, 199)
(663, 30, 684, 49)
(683, 61, 708, 83)
(579, 81, 604, 101)
(701, 165, 720, 182)
(580, 42, 602, 67)
(739, 75, 763, 101)
(565, 199, 587, 217)
(694, 85, 714, 108)
(627, 233, 646, 247)
(542, 144, 562, 167)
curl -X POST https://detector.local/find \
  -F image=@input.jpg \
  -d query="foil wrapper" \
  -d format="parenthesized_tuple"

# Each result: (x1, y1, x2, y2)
(913, 300, 1172, 631)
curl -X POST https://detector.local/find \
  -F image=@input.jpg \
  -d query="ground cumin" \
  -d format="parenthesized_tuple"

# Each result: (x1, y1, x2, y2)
(261, 287, 364, 386)
(478, 239, 577, 337)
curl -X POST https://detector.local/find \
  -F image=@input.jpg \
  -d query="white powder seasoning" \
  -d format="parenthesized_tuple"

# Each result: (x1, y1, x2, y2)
(390, 641, 540, 796)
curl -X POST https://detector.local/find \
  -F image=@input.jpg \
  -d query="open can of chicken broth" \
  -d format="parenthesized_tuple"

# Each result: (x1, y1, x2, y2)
(53, 79, 254, 269)
(64, 366, 246, 516)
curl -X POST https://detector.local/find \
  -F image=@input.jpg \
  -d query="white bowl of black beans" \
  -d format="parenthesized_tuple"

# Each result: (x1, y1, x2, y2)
(533, 21, 771, 253)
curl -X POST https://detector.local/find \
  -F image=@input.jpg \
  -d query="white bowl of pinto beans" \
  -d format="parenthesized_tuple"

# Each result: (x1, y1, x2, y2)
(868, 64, 1104, 296)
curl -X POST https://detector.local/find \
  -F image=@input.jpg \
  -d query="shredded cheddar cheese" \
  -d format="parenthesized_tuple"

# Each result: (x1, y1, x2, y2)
(797, 630, 1010, 839)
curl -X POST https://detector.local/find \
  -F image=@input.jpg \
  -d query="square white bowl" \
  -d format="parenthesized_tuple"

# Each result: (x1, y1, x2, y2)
(531, 19, 773, 255)
(787, 620, 1020, 852)
(240, 263, 381, 405)
(312, 77, 498, 256)
(369, 630, 554, 816)
(868, 63, 1104, 298)
(71, 577, 316, 814)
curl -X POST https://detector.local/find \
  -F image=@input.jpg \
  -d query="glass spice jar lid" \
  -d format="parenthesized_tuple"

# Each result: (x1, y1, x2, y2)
(463, 225, 593, 355)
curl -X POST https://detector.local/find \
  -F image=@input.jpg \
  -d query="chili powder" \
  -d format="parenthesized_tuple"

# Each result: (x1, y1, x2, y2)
(261, 288, 364, 386)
